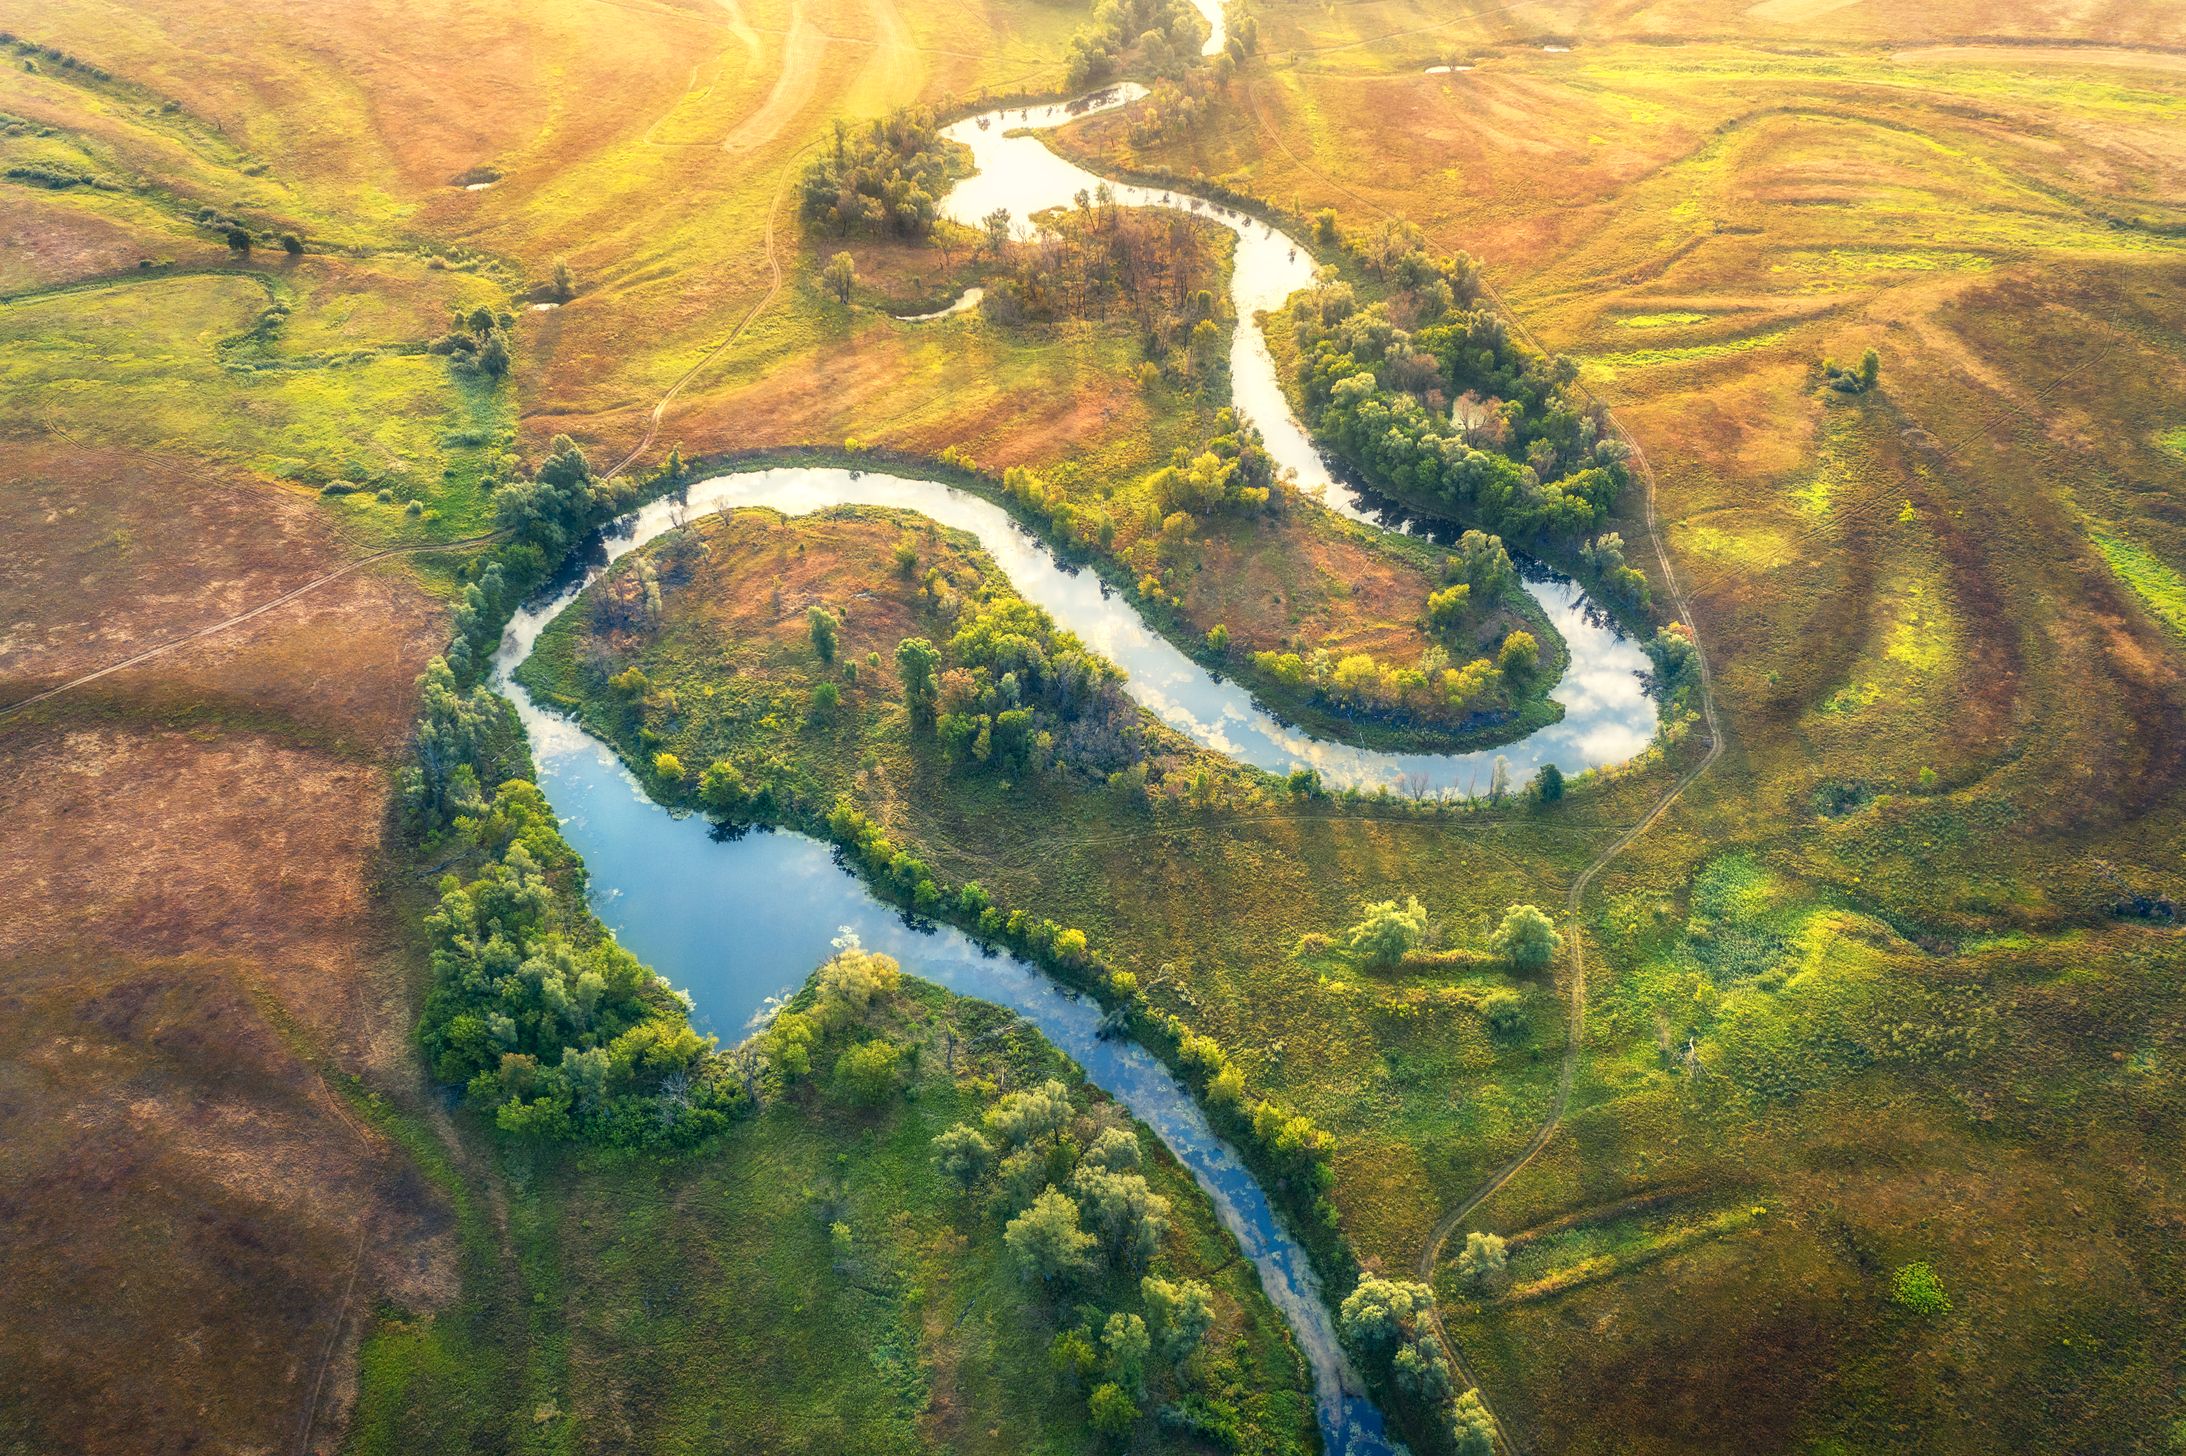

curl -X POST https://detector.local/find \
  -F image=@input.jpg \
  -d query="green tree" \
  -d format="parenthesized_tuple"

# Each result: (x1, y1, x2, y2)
(832, 1037, 901, 1105)
(895, 637, 940, 722)
(1102, 1311, 1151, 1394)
(807, 604, 839, 661)
(1452, 1389, 1496, 1456)
(1071, 1166, 1170, 1265)
(1087, 1382, 1138, 1439)
(1491, 903, 1561, 971)
(1497, 629, 1540, 682)
(932, 1122, 995, 1190)
(1531, 762, 1564, 804)
(550, 259, 576, 302)
(1456, 1231, 1508, 1290)
(1142, 1275, 1215, 1360)
(823, 250, 857, 305)
(1004, 1187, 1096, 1285)
(476, 329, 511, 378)
(1347, 896, 1429, 968)
(1858, 346, 1880, 390)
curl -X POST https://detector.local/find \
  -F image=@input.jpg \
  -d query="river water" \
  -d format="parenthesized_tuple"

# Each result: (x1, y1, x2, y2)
(487, 76, 1658, 1455)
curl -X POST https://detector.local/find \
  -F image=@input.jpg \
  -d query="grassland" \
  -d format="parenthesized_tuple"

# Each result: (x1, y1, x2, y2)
(5, 0, 2186, 1452)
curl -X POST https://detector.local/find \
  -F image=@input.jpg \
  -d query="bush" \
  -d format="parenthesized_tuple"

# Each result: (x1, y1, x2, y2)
(1891, 1261, 1950, 1318)
(1347, 896, 1429, 967)
(1490, 903, 1560, 971)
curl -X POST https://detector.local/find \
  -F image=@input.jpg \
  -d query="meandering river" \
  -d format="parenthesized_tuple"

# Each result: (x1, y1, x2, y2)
(491, 78, 1658, 1455)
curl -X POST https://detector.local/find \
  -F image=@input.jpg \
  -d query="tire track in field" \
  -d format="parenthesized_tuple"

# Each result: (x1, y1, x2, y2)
(1240, 75, 1726, 1456)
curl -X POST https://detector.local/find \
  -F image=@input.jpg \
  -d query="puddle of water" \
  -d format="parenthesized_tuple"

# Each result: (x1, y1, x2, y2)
(897, 286, 984, 322)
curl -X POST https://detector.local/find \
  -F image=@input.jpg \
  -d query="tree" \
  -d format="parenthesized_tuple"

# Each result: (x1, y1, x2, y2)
(1497, 630, 1539, 682)
(1452, 1390, 1496, 1456)
(1071, 1166, 1170, 1265)
(983, 1077, 1071, 1150)
(1347, 896, 1428, 968)
(1491, 903, 1560, 971)
(1087, 1382, 1138, 1439)
(895, 637, 940, 721)
(1339, 1278, 1436, 1352)
(1102, 1311, 1151, 1394)
(807, 604, 839, 661)
(1142, 1275, 1215, 1360)
(1314, 208, 1340, 246)
(1004, 1187, 1096, 1285)
(1456, 1231, 1508, 1290)
(279, 232, 304, 256)
(550, 260, 576, 302)
(832, 1037, 902, 1105)
(477, 329, 511, 378)
(982, 207, 1014, 257)
(932, 1122, 995, 1190)
(223, 224, 251, 254)
(1858, 346, 1880, 390)
(1530, 762, 1564, 805)
(823, 250, 857, 305)
(653, 752, 685, 783)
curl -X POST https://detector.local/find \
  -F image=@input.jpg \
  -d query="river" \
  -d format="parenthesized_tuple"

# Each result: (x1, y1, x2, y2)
(489, 75, 1659, 1455)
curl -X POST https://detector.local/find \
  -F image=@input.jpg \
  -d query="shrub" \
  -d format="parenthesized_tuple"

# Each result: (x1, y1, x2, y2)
(1491, 903, 1560, 971)
(1347, 896, 1429, 967)
(1891, 1261, 1950, 1318)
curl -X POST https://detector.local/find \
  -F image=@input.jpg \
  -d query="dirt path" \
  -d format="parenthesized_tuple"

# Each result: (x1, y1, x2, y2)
(0, 531, 499, 722)
(723, 0, 823, 153)
(1239, 77, 1726, 1456)
(605, 143, 807, 477)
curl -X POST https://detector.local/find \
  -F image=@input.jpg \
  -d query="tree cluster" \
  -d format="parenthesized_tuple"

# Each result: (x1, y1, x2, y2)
(416, 777, 741, 1146)
(429, 303, 516, 379)
(932, 1080, 1233, 1440)
(800, 106, 955, 239)
(1064, 0, 1210, 88)
(1291, 224, 1630, 545)
(892, 561, 1151, 781)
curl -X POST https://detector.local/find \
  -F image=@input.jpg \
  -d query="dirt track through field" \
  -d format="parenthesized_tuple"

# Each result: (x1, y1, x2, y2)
(723, 0, 823, 153)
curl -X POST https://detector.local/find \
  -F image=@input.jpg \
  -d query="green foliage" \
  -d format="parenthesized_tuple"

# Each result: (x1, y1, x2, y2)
(1451, 1390, 1497, 1456)
(1005, 1187, 1098, 1285)
(934, 1122, 997, 1190)
(416, 779, 739, 1148)
(807, 604, 839, 661)
(1491, 903, 1561, 971)
(401, 656, 525, 832)
(831, 1037, 903, 1105)
(1088, 1381, 1139, 1439)
(1340, 1276, 1452, 1408)
(802, 107, 953, 239)
(1142, 1275, 1215, 1360)
(822, 251, 856, 306)
(1347, 896, 1430, 968)
(1065, 0, 1208, 87)
(1291, 257, 1628, 543)
(1455, 1231, 1507, 1290)
(1891, 1261, 1950, 1318)
(1102, 1311, 1152, 1393)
